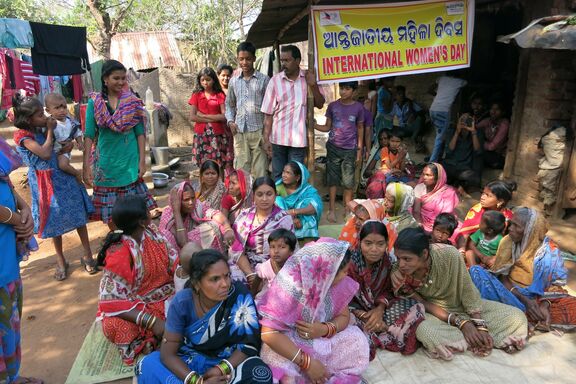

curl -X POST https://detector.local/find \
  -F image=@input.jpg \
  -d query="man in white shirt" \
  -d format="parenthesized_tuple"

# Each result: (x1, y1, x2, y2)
(428, 73, 467, 162)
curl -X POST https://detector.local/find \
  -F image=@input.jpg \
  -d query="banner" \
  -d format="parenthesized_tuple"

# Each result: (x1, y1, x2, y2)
(311, 0, 475, 83)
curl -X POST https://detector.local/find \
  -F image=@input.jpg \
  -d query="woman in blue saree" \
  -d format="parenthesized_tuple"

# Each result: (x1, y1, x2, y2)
(470, 207, 576, 331)
(1, 136, 42, 384)
(136, 249, 272, 384)
(275, 161, 323, 242)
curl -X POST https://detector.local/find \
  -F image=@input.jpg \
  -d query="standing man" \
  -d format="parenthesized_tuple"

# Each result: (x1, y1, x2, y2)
(261, 45, 325, 181)
(428, 72, 467, 162)
(226, 41, 270, 178)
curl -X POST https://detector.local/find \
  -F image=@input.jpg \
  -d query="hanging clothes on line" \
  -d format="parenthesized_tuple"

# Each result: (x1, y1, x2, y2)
(29, 22, 90, 75)
(0, 18, 34, 49)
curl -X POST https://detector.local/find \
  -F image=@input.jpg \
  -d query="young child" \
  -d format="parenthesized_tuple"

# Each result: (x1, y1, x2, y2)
(431, 212, 459, 245)
(315, 81, 364, 223)
(174, 242, 202, 293)
(465, 210, 506, 268)
(252, 228, 297, 300)
(44, 93, 83, 183)
(366, 130, 414, 199)
(12, 95, 97, 281)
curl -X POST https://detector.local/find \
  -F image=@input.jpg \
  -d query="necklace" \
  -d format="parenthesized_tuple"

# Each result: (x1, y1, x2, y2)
(195, 291, 210, 315)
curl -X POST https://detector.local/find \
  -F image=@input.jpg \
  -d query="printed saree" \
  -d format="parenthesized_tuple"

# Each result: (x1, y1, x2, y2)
(348, 248, 424, 359)
(98, 225, 177, 364)
(275, 161, 323, 239)
(258, 238, 369, 383)
(413, 163, 460, 232)
(159, 181, 225, 252)
(385, 183, 419, 235)
(90, 91, 145, 133)
(391, 244, 527, 360)
(136, 282, 272, 383)
(228, 205, 294, 282)
(470, 208, 576, 330)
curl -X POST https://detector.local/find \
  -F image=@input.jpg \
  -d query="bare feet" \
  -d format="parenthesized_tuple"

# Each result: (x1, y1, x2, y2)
(326, 211, 337, 223)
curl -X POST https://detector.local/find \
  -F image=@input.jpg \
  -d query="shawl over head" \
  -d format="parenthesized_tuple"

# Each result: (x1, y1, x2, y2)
(491, 207, 551, 287)
(416, 163, 460, 231)
(225, 168, 253, 214)
(258, 238, 358, 330)
(275, 161, 323, 222)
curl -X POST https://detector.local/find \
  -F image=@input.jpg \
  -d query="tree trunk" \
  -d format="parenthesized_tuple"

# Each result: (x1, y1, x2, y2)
(86, 0, 134, 60)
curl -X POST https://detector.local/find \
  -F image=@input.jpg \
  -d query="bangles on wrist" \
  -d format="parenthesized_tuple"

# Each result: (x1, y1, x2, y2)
(215, 359, 234, 377)
(322, 321, 338, 338)
(184, 371, 202, 384)
(136, 311, 157, 330)
(297, 351, 311, 371)
(1, 206, 13, 223)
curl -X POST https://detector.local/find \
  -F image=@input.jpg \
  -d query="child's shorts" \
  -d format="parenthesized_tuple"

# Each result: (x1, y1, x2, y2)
(326, 141, 356, 189)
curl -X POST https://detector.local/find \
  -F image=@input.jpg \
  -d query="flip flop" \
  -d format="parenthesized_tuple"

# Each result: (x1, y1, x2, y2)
(81, 257, 100, 275)
(54, 262, 69, 281)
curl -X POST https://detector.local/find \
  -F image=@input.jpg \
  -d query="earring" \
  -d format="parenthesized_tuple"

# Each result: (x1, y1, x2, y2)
(497, 203, 502, 208)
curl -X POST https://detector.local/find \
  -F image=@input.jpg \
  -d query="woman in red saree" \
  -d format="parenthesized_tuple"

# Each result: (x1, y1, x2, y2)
(97, 195, 178, 365)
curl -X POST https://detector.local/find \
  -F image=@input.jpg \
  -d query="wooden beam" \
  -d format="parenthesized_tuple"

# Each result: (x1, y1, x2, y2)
(306, 3, 315, 172)
(276, 0, 320, 43)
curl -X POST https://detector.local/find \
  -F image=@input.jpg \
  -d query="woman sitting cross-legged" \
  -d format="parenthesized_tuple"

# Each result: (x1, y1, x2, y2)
(228, 176, 294, 284)
(97, 195, 178, 365)
(136, 250, 272, 384)
(159, 181, 235, 253)
(470, 207, 576, 332)
(391, 227, 528, 360)
(348, 221, 425, 360)
(275, 161, 323, 243)
(258, 238, 370, 383)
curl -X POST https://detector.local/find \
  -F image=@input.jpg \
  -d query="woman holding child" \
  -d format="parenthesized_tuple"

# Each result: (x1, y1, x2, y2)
(228, 176, 294, 283)
(258, 238, 370, 383)
(413, 162, 460, 233)
(83, 59, 157, 226)
(159, 180, 235, 252)
(470, 207, 576, 331)
(136, 249, 272, 384)
(392, 228, 527, 360)
(97, 196, 178, 365)
(275, 161, 323, 242)
(348, 221, 425, 359)
(12, 95, 97, 281)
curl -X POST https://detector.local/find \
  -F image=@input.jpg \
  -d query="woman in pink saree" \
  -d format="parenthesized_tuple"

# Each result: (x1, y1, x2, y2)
(413, 162, 460, 233)
(159, 181, 235, 252)
(258, 238, 370, 384)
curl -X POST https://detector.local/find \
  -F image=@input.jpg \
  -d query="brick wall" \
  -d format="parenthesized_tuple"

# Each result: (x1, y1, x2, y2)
(508, 49, 576, 209)
(158, 68, 196, 146)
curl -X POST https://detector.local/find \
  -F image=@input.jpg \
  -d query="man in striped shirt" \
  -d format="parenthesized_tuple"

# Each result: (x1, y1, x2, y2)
(261, 45, 325, 180)
(226, 41, 270, 178)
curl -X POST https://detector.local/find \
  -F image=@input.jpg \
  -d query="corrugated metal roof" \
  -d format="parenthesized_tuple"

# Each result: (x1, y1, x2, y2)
(498, 15, 576, 50)
(110, 31, 184, 71)
(247, 0, 520, 48)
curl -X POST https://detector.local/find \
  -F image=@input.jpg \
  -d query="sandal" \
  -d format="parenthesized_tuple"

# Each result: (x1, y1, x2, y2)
(81, 257, 100, 275)
(54, 262, 69, 281)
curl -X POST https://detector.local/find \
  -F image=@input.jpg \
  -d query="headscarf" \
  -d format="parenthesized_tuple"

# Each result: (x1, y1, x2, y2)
(159, 181, 219, 249)
(259, 238, 358, 330)
(225, 168, 253, 217)
(385, 183, 417, 234)
(90, 91, 145, 133)
(491, 207, 549, 287)
(339, 199, 386, 249)
(275, 161, 324, 229)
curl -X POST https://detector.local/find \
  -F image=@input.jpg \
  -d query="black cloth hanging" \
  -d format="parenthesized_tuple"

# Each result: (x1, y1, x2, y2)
(29, 22, 90, 76)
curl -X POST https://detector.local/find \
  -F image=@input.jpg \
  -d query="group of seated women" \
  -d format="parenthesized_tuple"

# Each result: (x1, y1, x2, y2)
(93, 157, 575, 384)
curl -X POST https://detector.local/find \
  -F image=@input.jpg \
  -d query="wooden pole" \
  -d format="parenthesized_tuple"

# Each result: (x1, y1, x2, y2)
(306, 2, 315, 172)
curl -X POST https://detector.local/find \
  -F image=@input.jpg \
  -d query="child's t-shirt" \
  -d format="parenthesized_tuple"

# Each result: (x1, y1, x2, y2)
(470, 230, 503, 257)
(53, 117, 81, 155)
(325, 100, 364, 150)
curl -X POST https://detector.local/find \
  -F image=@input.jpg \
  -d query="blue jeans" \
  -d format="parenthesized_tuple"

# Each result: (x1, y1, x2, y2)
(429, 110, 451, 162)
(271, 144, 306, 181)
